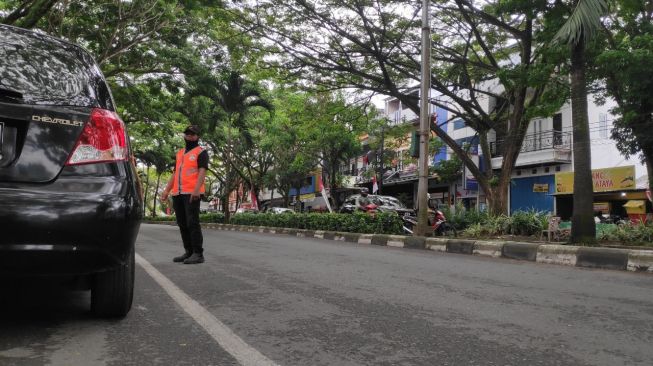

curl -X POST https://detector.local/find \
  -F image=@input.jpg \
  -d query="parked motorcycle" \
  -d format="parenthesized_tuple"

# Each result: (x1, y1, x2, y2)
(402, 209, 457, 237)
(360, 203, 379, 217)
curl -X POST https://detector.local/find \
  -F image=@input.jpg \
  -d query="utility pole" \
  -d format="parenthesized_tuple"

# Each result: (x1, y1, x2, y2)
(377, 124, 385, 195)
(415, 0, 431, 236)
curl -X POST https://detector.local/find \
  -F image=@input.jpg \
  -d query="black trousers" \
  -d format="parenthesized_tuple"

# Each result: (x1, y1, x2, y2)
(172, 195, 203, 254)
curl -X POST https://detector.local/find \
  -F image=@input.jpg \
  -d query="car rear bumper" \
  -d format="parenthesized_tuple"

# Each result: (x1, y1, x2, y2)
(0, 163, 142, 276)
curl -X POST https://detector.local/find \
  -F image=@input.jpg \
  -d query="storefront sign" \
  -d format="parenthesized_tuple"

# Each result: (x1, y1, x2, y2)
(593, 202, 610, 212)
(555, 166, 636, 194)
(299, 193, 316, 201)
(533, 183, 549, 193)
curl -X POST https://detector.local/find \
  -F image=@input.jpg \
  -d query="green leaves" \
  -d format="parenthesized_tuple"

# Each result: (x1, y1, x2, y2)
(553, 0, 610, 46)
(230, 212, 404, 235)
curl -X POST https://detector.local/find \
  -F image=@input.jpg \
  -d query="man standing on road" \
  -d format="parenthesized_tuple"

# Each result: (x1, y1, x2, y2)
(161, 125, 209, 264)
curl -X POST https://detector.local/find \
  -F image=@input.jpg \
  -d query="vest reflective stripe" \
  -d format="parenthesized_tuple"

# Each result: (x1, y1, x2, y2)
(171, 146, 205, 195)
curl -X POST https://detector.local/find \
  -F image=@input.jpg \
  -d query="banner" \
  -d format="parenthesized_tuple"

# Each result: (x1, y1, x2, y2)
(555, 166, 636, 194)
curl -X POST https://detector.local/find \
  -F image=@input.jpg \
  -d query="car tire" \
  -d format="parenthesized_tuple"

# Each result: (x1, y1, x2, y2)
(91, 244, 135, 318)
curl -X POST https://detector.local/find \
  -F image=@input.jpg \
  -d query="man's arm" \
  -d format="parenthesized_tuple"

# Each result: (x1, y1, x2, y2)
(160, 173, 176, 201)
(190, 168, 207, 202)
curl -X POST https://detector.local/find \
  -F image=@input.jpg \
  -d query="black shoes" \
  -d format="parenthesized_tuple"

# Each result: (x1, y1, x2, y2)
(173, 252, 191, 263)
(183, 253, 205, 264)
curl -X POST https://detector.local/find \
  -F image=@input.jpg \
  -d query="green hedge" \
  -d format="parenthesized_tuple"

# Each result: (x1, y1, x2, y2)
(453, 208, 548, 238)
(598, 223, 653, 246)
(144, 213, 226, 223)
(230, 212, 404, 234)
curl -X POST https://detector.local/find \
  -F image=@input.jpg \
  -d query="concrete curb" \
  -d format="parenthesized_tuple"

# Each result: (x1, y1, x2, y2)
(143, 221, 652, 274)
(473, 240, 504, 258)
(577, 247, 629, 271)
(536, 245, 578, 266)
(627, 250, 653, 273)
(446, 239, 475, 254)
(502, 242, 539, 262)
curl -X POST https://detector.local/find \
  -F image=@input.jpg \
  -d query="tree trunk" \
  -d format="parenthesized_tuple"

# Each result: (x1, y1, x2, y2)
(143, 166, 150, 216)
(152, 172, 162, 218)
(643, 147, 653, 201)
(222, 193, 231, 223)
(570, 41, 596, 243)
(252, 186, 260, 210)
(282, 187, 290, 208)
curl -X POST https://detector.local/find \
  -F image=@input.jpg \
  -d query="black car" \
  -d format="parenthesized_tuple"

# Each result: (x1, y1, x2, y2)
(0, 25, 142, 317)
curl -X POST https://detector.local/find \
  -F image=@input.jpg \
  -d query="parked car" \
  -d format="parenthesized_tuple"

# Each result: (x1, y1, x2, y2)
(339, 194, 415, 217)
(0, 25, 142, 317)
(265, 207, 295, 214)
(235, 207, 259, 214)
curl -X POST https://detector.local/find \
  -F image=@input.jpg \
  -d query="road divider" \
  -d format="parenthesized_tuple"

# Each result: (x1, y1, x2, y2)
(145, 222, 653, 274)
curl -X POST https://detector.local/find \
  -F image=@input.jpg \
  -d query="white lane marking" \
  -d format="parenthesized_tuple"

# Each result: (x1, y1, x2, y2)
(135, 253, 280, 366)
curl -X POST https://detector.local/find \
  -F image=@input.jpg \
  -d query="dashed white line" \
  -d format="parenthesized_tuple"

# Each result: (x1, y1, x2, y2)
(135, 253, 280, 366)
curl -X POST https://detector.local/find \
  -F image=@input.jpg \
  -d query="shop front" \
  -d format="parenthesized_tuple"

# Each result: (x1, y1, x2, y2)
(553, 166, 651, 221)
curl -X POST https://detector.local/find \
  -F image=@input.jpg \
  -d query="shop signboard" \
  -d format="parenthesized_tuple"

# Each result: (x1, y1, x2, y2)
(533, 183, 549, 193)
(554, 166, 636, 194)
(593, 202, 610, 212)
(299, 193, 316, 201)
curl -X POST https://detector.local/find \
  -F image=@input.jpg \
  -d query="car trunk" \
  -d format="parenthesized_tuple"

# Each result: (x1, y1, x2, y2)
(0, 103, 91, 182)
(0, 26, 109, 183)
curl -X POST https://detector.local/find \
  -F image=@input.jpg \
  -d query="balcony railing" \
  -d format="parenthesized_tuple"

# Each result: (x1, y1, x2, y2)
(490, 131, 571, 158)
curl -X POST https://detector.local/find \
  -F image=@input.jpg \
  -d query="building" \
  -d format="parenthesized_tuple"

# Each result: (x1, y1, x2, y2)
(347, 89, 647, 217)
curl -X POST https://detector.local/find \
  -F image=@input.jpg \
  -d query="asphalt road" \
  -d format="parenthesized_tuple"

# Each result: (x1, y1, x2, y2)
(1, 224, 652, 365)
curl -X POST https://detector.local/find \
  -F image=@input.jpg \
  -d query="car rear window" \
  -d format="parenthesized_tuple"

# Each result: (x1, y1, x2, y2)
(0, 26, 111, 107)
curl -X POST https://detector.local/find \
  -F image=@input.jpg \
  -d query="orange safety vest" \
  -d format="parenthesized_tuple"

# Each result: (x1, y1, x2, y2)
(171, 146, 206, 196)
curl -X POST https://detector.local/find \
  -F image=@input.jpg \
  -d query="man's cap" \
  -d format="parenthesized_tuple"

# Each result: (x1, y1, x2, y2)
(184, 125, 201, 136)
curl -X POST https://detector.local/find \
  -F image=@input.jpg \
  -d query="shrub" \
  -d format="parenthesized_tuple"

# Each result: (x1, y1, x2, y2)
(598, 223, 653, 246)
(230, 212, 404, 235)
(143, 212, 225, 223)
(459, 208, 547, 237)
(200, 212, 226, 223)
(508, 209, 547, 236)
(145, 215, 176, 222)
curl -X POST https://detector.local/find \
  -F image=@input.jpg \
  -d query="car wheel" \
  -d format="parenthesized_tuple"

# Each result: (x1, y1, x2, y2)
(91, 244, 135, 318)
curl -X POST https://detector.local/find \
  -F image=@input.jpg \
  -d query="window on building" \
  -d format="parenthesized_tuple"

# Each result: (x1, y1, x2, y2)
(453, 119, 466, 130)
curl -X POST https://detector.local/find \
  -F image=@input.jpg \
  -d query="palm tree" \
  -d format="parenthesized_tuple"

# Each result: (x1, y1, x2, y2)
(554, 0, 609, 243)
(210, 71, 273, 217)
(213, 71, 273, 145)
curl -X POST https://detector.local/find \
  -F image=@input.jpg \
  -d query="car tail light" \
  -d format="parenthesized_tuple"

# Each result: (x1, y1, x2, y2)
(66, 108, 128, 166)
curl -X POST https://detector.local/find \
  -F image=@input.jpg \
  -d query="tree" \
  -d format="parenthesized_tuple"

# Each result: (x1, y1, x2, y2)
(554, 0, 609, 243)
(265, 90, 319, 207)
(302, 93, 368, 205)
(595, 0, 653, 197)
(236, 0, 568, 215)
(1, 0, 59, 28)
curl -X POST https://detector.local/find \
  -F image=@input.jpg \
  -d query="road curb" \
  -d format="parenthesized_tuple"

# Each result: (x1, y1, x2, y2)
(536, 245, 579, 266)
(473, 240, 504, 258)
(446, 239, 475, 254)
(425, 238, 447, 252)
(627, 250, 653, 273)
(576, 247, 629, 270)
(502, 242, 539, 262)
(143, 221, 652, 274)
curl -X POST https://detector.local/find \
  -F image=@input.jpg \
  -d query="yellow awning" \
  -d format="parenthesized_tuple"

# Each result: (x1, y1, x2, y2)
(623, 200, 646, 208)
